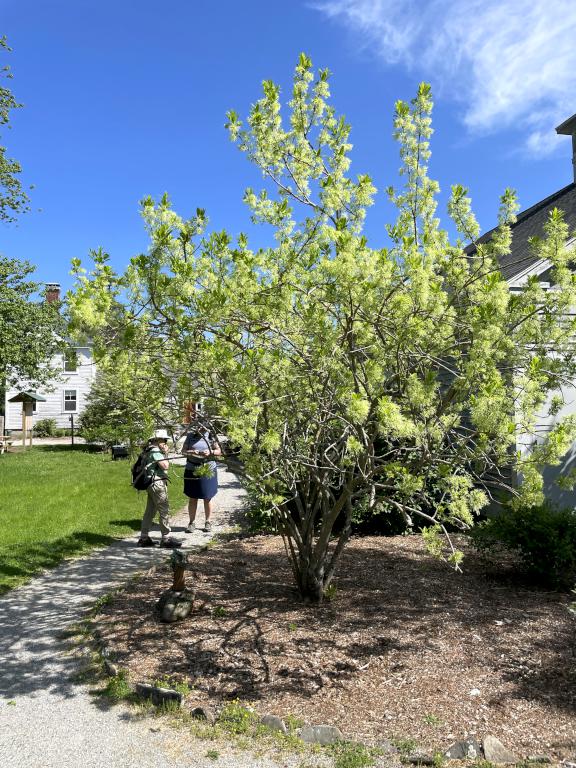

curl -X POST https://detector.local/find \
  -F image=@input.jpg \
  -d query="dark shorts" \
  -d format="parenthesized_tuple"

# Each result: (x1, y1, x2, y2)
(184, 464, 218, 500)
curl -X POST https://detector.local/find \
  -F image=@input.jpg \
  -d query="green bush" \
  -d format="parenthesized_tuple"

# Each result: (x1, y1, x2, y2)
(351, 496, 409, 535)
(470, 502, 576, 589)
(33, 418, 57, 437)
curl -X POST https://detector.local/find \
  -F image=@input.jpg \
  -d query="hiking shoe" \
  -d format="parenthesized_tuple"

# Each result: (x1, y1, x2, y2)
(160, 538, 182, 549)
(137, 537, 156, 547)
(204, 521, 212, 532)
(185, 522, 196, 534)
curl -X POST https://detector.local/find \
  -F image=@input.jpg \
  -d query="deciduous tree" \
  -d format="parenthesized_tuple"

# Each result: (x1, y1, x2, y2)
(0, 256, 63, 390)
(68, 56, 576, 602)
(0, 36, 29, 223)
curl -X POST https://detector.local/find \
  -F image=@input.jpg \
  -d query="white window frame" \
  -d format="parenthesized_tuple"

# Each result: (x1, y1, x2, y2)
(63, 348, 78, 373)
(63, 389, 77, 413)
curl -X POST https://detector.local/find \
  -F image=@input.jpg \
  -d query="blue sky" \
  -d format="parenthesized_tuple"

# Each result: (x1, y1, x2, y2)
(1, 0, 575, 294)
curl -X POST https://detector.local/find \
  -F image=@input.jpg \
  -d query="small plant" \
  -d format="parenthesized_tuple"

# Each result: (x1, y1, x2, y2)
(323, 583, 338, 601)
(469, 761, 496, 768)
(152, 676, 191, 695)
(102, 669, 132, 702)
(33, 418, 57, 437)
(205, 749, 220, 761)
(284, 713, 305, 733)
(91, 592, 114, 614)
(288, 622, 298, 632)
(328, 740, 376, 768)
(390, 737, 418, 755)
(217, 700, 257, 734)
(423, 713, 442, 726)
(212, 605, 227, 617)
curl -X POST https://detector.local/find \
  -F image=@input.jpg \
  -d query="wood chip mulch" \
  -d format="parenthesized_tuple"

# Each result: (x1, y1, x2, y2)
(95, 534, 576, 760)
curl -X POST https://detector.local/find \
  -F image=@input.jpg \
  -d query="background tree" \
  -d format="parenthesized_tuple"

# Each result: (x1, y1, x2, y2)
(0, 38, 62, 405)
(68, 56, 576, 602)
(0, 255, 64, 391)
(79, 351, 183, 449)
(1, 36, 29, 223)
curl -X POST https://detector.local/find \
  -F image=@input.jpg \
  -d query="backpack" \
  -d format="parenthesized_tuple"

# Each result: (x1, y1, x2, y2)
(131, 448, 155, 491)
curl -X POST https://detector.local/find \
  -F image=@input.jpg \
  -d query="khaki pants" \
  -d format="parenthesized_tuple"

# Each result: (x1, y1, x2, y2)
(140, 480, 171, 538)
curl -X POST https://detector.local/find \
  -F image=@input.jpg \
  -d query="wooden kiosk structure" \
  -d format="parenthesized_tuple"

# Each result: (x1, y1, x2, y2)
(7, 391, 47, 448)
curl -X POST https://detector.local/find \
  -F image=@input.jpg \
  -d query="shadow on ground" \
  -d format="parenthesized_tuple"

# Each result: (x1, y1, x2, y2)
(0, 532, 118, 595)
(96, 535, 576, 720)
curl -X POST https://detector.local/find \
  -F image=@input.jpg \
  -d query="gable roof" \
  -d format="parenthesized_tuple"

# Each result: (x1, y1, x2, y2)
(465, 182, 576, 281)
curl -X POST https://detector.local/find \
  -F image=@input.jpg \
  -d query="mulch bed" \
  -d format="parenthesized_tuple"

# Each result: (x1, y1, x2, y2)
(95, 534, 576, 760)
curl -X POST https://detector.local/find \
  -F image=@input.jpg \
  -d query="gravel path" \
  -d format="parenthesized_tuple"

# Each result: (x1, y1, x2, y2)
(0, 466, 305, 768)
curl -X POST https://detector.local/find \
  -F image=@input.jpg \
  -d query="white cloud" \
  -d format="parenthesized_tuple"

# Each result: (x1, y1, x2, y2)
(312, 0, 576, 155)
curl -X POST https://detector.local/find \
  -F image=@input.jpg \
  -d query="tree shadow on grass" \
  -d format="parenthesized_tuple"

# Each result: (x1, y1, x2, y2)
(33, 444, 107, 455)
(108, 518, 141, 529)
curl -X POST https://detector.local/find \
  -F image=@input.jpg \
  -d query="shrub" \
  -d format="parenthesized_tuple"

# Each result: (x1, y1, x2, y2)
(470, 502, 576, 589)
(33, 418, 57, 437)
(351, 496, 409, 535)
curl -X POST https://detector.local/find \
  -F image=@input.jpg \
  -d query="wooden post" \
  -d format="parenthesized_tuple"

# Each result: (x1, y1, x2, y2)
(25, 402, 33, 447)
(170, 550, 187, 592)
(21, 405, 26, 447)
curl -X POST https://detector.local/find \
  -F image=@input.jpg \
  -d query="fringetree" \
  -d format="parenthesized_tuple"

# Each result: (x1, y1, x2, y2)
(68, 56, 576, 602)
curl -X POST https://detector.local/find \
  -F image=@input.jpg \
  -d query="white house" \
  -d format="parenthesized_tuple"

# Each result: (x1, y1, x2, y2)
(468, 113, 576, 507)
(3, 284, 97, 430)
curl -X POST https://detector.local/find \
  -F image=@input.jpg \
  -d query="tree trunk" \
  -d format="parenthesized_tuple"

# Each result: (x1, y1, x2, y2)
(295, 554, 326, 603)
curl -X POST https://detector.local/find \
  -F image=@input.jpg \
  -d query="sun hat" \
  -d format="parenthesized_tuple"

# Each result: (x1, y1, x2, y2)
(152, 429, 169, 441)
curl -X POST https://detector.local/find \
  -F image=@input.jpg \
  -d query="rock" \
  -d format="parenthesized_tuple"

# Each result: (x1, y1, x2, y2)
(103, 659, 119, 677)
(445, 738, 483, 760)
(561, 762, 576, 768)
(299, 724, 343, 745)
(260, 714, 287, 734)
(135, 683, 182, 707)
(483, 735, 518, 764)
(406, 754, 435, 765)
(157, 589, 194, 622)
(190, 706, 211, 721)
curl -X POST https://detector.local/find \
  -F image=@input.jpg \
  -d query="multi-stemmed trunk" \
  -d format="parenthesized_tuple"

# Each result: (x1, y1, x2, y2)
(278, 480, 354, 603)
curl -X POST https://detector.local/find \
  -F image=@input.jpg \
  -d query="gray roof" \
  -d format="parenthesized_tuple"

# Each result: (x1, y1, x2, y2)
(466, 182, 576, 280)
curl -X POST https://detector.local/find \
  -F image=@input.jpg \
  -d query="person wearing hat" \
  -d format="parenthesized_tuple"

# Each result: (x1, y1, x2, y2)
(138, 430, 181, 548)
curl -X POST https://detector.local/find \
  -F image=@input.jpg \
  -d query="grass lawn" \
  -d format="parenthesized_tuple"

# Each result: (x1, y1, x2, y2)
(0, 445, 188, 594)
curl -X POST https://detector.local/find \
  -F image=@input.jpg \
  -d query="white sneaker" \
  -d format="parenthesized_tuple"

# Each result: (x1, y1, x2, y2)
(185, 522, 195, 534)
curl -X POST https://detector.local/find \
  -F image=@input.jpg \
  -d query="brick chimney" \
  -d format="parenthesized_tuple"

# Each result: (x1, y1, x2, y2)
(556, 113, 576, 183)
(45, 283, 61, 303)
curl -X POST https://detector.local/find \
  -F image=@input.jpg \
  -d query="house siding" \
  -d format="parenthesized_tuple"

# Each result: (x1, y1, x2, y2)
(4, 346, 96, 429)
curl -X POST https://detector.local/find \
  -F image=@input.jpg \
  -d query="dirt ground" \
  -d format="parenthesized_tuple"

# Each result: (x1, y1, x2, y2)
(95, 534, 576, 760)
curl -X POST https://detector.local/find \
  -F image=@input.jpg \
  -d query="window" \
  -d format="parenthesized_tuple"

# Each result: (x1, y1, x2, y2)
(64, 348, 78, 372)
(64, 390, 77, 412)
